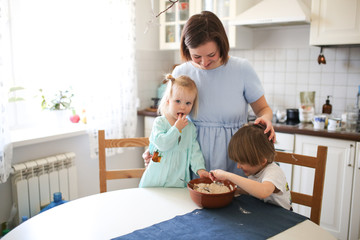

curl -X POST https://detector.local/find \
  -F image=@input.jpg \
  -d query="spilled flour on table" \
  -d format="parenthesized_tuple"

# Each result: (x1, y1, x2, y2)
(239, 207, 251, 214)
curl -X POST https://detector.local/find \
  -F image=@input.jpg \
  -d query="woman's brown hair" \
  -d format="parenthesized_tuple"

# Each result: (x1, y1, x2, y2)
(228, 124, 275, 166)
(180, 11, 230, 65)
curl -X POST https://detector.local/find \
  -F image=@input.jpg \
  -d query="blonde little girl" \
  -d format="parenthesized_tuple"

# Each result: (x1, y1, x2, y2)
(139, 74, 208, 188)
(210, 124, 291, 210)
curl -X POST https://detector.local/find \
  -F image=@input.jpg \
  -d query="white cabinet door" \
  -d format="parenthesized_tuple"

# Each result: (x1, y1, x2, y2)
(144, 116, 155, 138)
(159, 0, 198, 50)
(274, 133, 295, 188)
(294, 134, 355, 240)
(349, 142, 360, 240)
(310, 0, 360, 45)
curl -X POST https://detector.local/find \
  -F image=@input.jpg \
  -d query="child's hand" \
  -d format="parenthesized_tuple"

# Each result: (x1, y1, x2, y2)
(174, 114, 188, 132)
(142, 149, 152, 167)
(197, 169, 209, 178)
(210, 169, 228, 181)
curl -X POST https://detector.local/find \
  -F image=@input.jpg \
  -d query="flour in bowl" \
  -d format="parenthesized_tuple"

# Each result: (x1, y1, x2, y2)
(195, 183, 231, 194)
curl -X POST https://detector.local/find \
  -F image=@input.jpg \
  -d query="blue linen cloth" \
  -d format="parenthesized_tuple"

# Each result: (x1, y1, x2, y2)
(113, 194, 308, 240)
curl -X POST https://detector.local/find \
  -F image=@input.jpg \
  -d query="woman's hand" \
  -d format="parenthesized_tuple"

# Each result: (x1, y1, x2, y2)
(197, 169, 209, 178)
(142, 149, 152, 167)
(254, 116, 276, 143)
(250, 95, 276, 142)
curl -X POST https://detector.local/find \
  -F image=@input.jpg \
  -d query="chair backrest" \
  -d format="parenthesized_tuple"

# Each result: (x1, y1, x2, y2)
(275, 145, 328, 225)
(98, 130, 149, 193)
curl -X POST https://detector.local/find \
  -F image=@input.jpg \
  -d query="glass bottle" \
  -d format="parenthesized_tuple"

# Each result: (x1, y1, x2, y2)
(322, 96, 332, 114)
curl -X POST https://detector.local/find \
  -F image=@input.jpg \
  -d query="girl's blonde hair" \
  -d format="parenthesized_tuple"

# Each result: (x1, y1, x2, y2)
(157, 74, 199, 118)
(228, 124, 275, 166)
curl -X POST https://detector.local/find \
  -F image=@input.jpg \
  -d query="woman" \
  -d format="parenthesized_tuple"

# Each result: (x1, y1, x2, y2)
(144, 11, 275, 177)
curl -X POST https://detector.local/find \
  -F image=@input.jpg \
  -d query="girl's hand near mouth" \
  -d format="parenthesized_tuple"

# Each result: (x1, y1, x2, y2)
(175, 113, 188, 132)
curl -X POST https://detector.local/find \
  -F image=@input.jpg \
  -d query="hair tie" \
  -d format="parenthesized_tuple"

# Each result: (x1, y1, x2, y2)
(163, 74, 175, 84)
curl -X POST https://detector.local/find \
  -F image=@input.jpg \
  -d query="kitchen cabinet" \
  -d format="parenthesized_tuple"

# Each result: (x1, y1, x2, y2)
(144, 116, 155, 137)
(159, 0, 197, 49)
(349, 142, 360, 240)
(309, 0, 360, 46)
(274, 132, 295, 188)
(293, 134, 358, 240)
(158, 0, 254, 50)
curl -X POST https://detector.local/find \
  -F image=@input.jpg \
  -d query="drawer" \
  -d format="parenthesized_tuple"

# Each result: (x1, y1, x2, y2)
(144, 116, 155, 138)
(275, 133, 294, 152)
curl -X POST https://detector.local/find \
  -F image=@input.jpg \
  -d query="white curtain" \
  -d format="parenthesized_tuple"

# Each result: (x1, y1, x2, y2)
(87, 0, 138, 158)
(0, 0, 13, 183)
(0, 0, 137, 173)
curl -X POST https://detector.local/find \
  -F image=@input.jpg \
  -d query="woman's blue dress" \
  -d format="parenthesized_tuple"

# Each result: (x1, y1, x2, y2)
(172, 57, 264, 176)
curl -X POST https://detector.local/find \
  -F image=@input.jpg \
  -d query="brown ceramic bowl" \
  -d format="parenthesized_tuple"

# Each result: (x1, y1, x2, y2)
(187, 177, 237, 208)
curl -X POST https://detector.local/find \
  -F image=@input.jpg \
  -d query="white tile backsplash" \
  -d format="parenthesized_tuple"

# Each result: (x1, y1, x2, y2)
(348, 73, 360, 85)
(321, 61, 336, 72)
(297, 61, 309, 72)
(231, 46, 360, 116)
(286, 61, 297, 72)
(350, 48, 360, 60)
(349, 60, 360, 73)
(323, 48, 336, 61)
(275, 49, 286, 60)
(286, 49, 298, 60)
(336, 48, 350, 60)
(321, 73, 334, 85)
(298, 48, 310, 60)
(335, 60, 349, 73)
(136, 50, 174, 109)
(275, 61, 286, 72)
(285, 72, 297, 84)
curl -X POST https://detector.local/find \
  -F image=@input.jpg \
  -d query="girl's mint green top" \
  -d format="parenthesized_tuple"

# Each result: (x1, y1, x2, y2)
(139, 116, 206, 188)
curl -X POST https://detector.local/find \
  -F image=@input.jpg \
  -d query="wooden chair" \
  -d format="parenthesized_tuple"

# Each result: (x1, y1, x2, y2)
(98, 130, 149, 193)
(275, 145, 328, 225)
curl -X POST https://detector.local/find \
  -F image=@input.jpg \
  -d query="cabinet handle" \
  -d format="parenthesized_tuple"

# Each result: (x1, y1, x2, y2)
(348, 144, 354, 167)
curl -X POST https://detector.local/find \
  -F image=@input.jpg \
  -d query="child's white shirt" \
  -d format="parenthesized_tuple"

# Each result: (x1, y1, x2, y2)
(248, 162, 292, 210)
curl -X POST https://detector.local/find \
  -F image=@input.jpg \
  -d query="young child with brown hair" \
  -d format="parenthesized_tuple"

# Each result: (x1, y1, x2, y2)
(210, 124, 291, 210)
(139, 74, 208, 188)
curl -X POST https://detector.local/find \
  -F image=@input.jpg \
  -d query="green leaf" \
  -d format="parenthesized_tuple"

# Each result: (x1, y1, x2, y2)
(9, 86, 25, 92)
(8, 97, 25, 102)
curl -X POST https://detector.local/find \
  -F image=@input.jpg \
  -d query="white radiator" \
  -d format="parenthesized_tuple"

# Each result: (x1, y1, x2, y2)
(11, 152, 78, 224)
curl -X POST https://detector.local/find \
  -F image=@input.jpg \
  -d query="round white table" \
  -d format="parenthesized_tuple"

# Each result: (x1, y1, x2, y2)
(3, 188, 335, 240)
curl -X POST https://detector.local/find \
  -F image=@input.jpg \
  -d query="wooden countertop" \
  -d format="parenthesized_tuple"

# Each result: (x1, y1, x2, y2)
(138, 109, 360, 142)
(138, 109, 159, 117)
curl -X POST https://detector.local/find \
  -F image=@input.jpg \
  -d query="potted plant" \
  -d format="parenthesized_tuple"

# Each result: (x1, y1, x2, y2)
(39, 88, 79, 126)
(39, 88, 73, 110)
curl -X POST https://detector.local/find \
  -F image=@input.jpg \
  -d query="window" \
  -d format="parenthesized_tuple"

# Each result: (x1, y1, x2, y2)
(2, 0, 137, 160)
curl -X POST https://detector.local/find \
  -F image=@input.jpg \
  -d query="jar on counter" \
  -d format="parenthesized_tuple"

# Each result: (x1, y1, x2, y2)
(346, 105, 358, 132)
